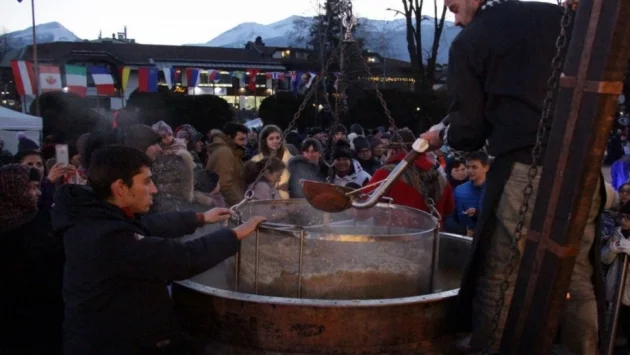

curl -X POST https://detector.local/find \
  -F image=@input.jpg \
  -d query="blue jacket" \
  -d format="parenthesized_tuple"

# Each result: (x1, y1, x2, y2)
(611, 158, 630, 190)
(454, 180, 486, 230)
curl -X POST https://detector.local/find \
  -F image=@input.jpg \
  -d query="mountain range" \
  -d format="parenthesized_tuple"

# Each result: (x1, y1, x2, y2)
(198, 15, 461, 64)
(1, 16, 461, 64)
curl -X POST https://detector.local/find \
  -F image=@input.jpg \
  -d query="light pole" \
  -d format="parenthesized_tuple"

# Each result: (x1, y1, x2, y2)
(30, 0, 40, 117)
(18, 0, 39, 116)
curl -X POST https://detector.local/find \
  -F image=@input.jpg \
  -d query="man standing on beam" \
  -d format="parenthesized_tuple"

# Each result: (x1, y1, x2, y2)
(420, 0, 605, 354)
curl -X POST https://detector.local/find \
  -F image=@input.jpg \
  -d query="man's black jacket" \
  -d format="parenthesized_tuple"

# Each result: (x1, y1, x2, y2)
(51, 185, 239, 355)
(446, 0, 564, 161)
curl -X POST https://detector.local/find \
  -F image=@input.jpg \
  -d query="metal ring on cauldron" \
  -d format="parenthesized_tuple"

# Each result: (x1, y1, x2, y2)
(239, 200, 438, 243)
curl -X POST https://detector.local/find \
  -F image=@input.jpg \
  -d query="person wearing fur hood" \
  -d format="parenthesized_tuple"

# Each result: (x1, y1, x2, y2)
(251, 125, 293, 199)
(152, 121, 195, 202)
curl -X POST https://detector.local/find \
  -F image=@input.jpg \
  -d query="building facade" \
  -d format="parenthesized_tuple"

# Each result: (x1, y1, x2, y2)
(0, 38, 419, 114)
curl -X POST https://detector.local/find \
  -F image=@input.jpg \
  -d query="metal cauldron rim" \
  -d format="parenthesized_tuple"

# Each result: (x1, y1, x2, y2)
(177, 233, 471, 307)
(236, 199, 438, 242)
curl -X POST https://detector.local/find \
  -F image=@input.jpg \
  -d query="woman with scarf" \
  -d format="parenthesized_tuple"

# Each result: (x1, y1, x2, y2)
(0, 164, 64, 355)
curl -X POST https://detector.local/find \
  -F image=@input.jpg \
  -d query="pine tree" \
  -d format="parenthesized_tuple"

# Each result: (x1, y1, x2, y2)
(308, 0, 344, 60)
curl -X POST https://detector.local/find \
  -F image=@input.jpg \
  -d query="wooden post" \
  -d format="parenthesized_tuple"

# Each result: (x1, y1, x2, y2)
(500, 0, 630, 354)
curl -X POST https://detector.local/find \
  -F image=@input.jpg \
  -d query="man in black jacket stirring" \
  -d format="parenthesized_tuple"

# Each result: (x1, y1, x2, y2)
(52, 145, 265, 354)
(421, 0, 603, 354)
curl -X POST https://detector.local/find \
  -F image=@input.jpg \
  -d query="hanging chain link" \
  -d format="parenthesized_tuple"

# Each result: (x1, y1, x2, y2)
(351, 39, 440, 220)
(482, 4, 574, 354)
(232, 42, 342, 212)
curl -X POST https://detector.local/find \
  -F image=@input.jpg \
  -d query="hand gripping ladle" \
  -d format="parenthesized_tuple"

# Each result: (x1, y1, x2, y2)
(301, 138, 431, 213)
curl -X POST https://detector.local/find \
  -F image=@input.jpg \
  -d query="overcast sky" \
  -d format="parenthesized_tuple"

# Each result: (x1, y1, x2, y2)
(2, 0, 556, 45)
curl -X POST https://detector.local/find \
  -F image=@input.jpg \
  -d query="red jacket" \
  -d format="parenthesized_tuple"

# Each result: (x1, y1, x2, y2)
(366, 152, 455, 224)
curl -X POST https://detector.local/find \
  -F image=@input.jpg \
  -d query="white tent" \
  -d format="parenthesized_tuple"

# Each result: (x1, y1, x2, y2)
(0, 107, 43, 154)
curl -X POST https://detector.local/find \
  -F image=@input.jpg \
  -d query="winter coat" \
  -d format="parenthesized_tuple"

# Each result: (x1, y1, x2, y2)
(602, 228, 630, 305)
(367, 152, 455, 221)
(161, 139, 195, 202)
(329, 159, 371, 188)
(50, 185, 240, 355)
(252, 148, 293, 200)
(151, 154, 195, 211)
(611, 157, 630, 190)
(356, 157, 383, 176)
(247, 180, 279, 201)
(287, 156, 329, 199)
(206, 131, 246, 207)
(0, 209, 64, 355)
(453, 181, 486, 230)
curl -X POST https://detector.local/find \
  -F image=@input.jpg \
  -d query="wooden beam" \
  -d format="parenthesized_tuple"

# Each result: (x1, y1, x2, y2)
(500, 0, 630, 354)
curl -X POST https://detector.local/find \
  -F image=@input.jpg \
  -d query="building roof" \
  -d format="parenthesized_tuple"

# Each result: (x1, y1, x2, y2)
(3, 41, 285, 68)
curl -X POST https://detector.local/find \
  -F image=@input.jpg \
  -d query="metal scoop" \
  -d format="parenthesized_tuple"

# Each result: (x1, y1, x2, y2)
(302, 138, 431, 213)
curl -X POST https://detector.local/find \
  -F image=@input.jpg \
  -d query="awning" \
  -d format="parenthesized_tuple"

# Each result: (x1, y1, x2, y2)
(153, 61, 286, 71)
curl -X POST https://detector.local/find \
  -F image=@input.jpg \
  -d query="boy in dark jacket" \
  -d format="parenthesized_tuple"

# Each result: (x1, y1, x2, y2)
(51, 145, 265, 355)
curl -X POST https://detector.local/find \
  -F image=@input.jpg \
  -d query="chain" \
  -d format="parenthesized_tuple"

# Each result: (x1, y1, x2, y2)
(350, 39, 440, 220)
(233, 43, 342, 211)
(482, 4, 574, 354)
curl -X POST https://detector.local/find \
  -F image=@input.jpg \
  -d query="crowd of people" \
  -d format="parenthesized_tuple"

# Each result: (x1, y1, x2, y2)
(0, 118, 495, 354)
(1, 0, 628, 353)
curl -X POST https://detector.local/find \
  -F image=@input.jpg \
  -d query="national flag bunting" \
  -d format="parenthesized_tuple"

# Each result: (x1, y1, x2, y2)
(247, 69, 259, 91)
(208, 69, 221, 82)
(119, 66, 131, 92)
(305, 72, 317, 89)
(39, 65, 63, 92)
(186, 68, 200, 87)
(64, 65, 87, 97)
(138, 67, 158, 92)
(10, 60, 35, 96)
(88, 66, 116, 96)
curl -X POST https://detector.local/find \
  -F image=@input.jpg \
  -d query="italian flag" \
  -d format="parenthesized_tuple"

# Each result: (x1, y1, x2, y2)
(65, 65, 87, 97)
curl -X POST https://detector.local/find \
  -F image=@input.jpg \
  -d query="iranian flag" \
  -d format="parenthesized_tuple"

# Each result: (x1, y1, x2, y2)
(64, 65, 87, 97)
(39, 65, 63, 92)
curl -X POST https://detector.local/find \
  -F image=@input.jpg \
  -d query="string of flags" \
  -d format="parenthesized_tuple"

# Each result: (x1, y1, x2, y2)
(10, 59, 341, 97)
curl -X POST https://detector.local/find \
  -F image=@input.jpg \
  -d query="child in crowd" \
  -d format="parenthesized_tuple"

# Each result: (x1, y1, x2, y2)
(244, 157, 286, 201)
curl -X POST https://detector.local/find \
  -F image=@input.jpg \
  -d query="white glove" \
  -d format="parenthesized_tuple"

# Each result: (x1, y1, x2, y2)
(429, 122, 446, 132)
(617, 238, 630, 255)
(610, 239, 622, 254)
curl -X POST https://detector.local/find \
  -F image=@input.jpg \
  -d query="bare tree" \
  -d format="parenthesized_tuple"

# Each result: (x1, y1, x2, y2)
(425, 0, 448, 87)
(401, 0, 427, 92)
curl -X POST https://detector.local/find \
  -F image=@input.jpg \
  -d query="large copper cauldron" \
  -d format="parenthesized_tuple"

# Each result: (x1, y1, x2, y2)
(172, 229, 471, 354)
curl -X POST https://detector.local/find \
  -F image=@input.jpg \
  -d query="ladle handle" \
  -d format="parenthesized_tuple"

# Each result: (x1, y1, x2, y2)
(351, 148, 422, 210)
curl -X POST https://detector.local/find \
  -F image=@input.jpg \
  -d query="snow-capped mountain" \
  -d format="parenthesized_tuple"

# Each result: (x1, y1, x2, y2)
(0, 22, 80, 50)
(200, 16, 461, 64)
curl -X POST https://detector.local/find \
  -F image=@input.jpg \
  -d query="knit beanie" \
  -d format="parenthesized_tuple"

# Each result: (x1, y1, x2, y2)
(17, 132, 39, 151)
(332, 146, 353, 160)
(352, 136, 370, 152)
(175, 124, 198, 141)
(124, 124, 161, 153)
(151, 121, 173, 138)
(369, 136, 382, 148)
(331, 124, 347, 135)
(350, 124, 365, 136)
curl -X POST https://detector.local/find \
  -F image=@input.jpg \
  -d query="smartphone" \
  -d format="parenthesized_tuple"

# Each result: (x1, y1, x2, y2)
(55, 144, 69, 167)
